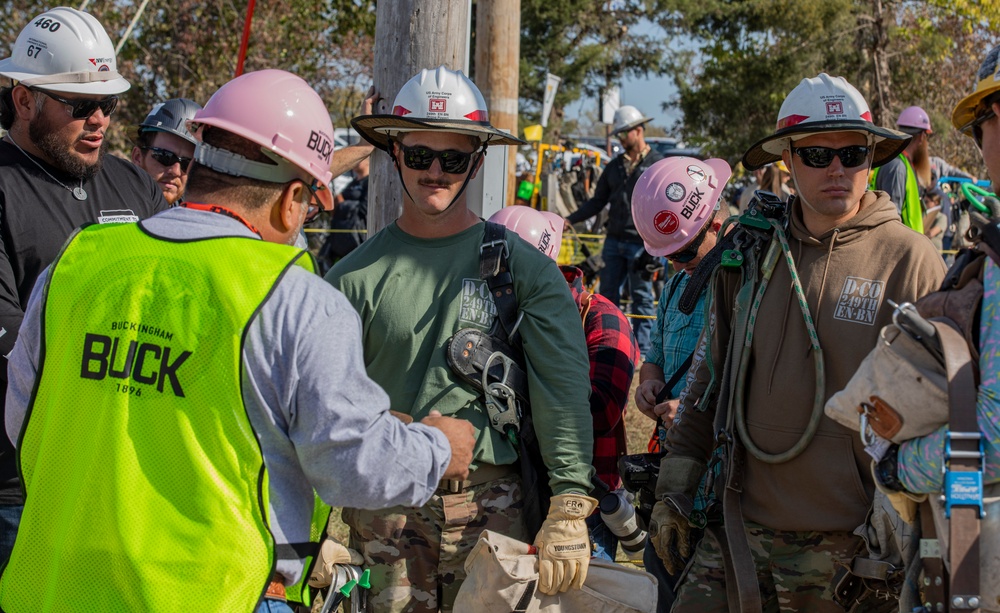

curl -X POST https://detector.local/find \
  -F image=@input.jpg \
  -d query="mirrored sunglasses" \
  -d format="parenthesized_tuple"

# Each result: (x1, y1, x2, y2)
(400, 144, 475, 174)
(142, 146, 193, 171)
(35, 89, 119, 119)
(792, 145, 870, 169)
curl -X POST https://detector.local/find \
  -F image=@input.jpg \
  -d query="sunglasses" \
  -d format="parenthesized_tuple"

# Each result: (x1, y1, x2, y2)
(792, 145, 871, 169)
(966, 107, 996, 148)
(303, 181, 326, 223)
(399, 144, 476, 174)
(142, 146, 193, 172)
(667, 223, 710, 263)
(35, 89, 119, 119)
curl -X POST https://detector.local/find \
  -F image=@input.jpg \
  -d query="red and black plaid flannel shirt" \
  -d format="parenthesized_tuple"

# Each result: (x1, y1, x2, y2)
(561, 266, 639, 491)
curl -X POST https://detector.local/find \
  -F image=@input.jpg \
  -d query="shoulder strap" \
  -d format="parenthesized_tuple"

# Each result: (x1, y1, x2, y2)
(481, 221, 521, 347)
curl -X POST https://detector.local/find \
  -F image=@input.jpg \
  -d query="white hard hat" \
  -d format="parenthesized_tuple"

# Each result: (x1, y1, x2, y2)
(611, 105, 652, 135)
(742, 73, 908, 170)
(0, 7, 130, 96)
(353, 66, 525, 151)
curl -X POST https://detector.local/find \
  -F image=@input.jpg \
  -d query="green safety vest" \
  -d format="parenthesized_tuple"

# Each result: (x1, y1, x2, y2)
(0, 222, 327, 612)
(870, 153, 924, 234)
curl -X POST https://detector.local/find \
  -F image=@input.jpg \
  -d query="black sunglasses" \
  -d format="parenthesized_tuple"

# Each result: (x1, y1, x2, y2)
(34, 88, 119, 119)
(792, 145, 870, 169)
(667, 222, 711, 263)
(399, 144, 476, 174)
(966, 108, 996, 148)
(142, 146, 193, 171)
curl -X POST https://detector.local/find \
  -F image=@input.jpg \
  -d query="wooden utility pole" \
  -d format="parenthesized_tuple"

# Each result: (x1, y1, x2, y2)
(368, 0, 470, 235)
(475, 0, 521, 207)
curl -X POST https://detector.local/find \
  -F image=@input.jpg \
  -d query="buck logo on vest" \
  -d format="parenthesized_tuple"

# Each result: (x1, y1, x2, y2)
(80, 332, 192, 397)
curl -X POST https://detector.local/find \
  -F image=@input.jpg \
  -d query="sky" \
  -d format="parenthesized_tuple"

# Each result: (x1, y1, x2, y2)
(564, 73, 683, 136)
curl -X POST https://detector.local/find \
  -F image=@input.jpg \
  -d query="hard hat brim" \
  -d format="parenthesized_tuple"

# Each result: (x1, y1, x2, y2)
(0, 62, 130, 96)
(352, 114, 527, 151)
(741, 121, 909, 171)
(952, 79, 1000, 135)
(611, 117, 652, 136)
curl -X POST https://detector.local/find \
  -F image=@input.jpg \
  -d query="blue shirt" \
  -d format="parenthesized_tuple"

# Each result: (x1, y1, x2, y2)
(899, 257, 1000, 492)
(646, 271, 708, 399)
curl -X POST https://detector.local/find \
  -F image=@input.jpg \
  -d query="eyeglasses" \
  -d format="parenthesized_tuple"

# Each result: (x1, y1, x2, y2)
(34, 89, 119, 119)
(965, 107, 996, 149)
(667, 223, 710, 263)
(792, 145, 871, 169)
(399, 144, 476, 174)
(303, 181, 326, 223)
(141, 146, 193, 172)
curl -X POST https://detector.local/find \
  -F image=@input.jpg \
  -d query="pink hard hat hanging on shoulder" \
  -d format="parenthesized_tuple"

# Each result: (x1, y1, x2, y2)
(631, 156, 732, 257)
(488, 206, 563, 262)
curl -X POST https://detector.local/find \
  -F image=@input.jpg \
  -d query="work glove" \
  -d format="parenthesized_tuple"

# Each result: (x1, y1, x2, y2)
(650, 455, 706, 574)
(648, 501, 690, 574)
(533, 493, 598, 595)
(307, 538, 365, 588)
(870, 460, 925, 525)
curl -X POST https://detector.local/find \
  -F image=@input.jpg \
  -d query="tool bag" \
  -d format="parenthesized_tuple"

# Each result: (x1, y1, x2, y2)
(454, 530, 658, 613)
(445, 221, 551, 535)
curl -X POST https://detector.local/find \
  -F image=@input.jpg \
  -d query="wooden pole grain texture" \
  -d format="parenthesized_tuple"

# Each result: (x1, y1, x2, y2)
(368, 0, 470, 235)
(475, 0, 521, 207)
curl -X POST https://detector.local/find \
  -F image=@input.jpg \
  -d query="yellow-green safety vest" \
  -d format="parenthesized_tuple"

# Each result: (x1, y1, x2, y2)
(0, 222, 328, 612)
(870, 153, 924, 234)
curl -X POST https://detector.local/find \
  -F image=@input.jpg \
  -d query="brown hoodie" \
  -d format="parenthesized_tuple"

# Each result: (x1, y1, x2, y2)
(666, 190, 946, 532)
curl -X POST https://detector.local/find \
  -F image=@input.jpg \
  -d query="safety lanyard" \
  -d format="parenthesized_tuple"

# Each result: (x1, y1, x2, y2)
(182, 202, 263, 238)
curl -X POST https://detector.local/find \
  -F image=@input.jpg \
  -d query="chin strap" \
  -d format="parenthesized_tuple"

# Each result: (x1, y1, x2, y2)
(390, 137, 489, 212)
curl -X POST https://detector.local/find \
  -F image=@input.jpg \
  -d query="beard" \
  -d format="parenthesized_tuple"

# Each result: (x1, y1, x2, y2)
(28, 112, 106, 180)
(910, 138, 932, 189)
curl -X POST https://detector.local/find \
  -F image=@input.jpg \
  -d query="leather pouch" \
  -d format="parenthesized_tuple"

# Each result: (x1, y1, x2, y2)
(860, 396, 903, 441)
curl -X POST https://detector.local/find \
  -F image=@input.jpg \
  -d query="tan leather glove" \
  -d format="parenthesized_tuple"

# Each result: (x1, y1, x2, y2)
(307, 539, 365, 588)
(870, 461, 926, 524)
(648, 501, 691, 574)
(533, 493, 598, 595)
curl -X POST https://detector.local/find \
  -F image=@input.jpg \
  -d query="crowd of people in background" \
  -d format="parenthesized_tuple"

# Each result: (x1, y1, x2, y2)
(0, 6, 997, 613)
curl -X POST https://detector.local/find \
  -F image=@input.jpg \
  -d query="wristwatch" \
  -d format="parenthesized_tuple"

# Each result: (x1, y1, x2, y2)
(874, 444, 906, 492)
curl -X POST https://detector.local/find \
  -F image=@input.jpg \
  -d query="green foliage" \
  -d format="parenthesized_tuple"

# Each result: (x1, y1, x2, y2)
(0, 0, 376, 153)
(519, 0, 669, 141)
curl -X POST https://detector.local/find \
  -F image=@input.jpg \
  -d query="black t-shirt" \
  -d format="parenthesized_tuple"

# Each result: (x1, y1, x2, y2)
(0, 140, 168, 504)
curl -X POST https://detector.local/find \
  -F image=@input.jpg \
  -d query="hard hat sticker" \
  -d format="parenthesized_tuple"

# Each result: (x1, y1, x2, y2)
(653, 210, 679, 235)
(665, 182, 686, 202)
(686, 165, 706, 183)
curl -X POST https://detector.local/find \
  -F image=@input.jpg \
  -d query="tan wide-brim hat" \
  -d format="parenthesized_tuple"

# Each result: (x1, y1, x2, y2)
(352, 115, 526, 152)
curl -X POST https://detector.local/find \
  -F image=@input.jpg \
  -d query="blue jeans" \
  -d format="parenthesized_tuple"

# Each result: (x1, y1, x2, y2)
(0, 504, 23, 567)
(599, 237, 653, 354)
(257, 599, 295, 613)
(586, 513, 619, 562)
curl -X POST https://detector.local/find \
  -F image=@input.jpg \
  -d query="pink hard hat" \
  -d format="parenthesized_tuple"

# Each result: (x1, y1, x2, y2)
(631, 157, 732, 256)
(190, 69, 335, 192)
(896, 105, 932, 133)
(488, 206, 563, 261)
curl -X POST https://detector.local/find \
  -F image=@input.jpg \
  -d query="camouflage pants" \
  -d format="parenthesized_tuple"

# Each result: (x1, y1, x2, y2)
(343, 474, 528, 613)
(670, 521, 861, 613)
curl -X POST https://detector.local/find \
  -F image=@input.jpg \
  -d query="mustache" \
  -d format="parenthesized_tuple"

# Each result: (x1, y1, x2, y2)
(418, 178, 452, 188)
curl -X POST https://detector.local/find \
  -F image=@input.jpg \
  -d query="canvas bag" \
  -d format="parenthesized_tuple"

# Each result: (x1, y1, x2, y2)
(824, 321, 951, 443)
(454, 530, 658, 613)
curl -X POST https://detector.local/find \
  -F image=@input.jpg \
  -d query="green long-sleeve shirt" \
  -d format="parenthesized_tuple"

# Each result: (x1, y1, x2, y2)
(326, 221, 594, 495)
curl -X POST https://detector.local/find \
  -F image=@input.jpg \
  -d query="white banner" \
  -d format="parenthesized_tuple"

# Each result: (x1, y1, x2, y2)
(602, 86, 620, 124)
(541, 73, 561, 128)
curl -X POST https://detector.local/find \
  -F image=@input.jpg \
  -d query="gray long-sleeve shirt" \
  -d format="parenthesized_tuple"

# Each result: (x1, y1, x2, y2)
(5, 207, 451, 584)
